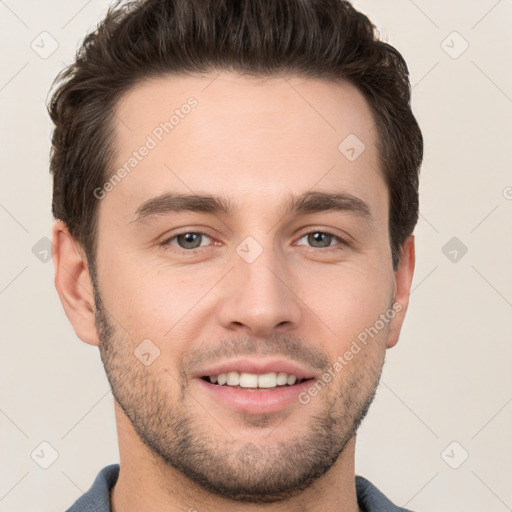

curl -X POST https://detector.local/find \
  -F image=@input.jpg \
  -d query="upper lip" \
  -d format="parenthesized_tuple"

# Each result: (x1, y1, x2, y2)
(194, 358, 318, 380)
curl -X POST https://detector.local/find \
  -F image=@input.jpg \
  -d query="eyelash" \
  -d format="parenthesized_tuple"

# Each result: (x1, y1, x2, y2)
(160, 230, 347, 254)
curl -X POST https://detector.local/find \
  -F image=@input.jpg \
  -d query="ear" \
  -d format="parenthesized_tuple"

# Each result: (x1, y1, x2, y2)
(52, 220, 100, 346)
(386, 235, 415, 349)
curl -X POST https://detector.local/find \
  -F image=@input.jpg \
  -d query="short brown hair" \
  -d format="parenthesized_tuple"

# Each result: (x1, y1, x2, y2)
(48, 0, 423, 270)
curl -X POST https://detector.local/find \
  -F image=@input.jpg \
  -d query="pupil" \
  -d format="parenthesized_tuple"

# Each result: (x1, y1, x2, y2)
(309, 232, 331, 248)
(179, 233, 201, 249)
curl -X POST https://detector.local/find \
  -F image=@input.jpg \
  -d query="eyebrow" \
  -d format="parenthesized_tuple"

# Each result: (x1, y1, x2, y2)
(131, 190, 372, 224)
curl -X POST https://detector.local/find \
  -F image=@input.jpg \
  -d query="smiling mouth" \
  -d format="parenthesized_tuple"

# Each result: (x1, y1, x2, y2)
(200, 371, 314, 390)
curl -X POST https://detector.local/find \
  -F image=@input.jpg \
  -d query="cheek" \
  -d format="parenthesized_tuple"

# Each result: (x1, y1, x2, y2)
(98, 252, 215, 342)
(97, 231, 394, 350)
(301, 263, 393, 346)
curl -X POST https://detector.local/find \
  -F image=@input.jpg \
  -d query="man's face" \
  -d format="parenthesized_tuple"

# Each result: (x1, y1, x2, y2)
(92, 73, 403, 502)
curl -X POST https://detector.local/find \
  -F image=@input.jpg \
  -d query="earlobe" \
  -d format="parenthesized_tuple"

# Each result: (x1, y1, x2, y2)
(52, 220, 100, 346)
(387, 235, 416, 349)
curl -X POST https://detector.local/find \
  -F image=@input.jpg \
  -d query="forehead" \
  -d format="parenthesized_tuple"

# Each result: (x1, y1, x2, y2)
(106, 72, 386, 222)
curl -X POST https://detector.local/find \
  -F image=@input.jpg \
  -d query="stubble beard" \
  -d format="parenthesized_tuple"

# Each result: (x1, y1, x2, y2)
(92, 279, 386, 504)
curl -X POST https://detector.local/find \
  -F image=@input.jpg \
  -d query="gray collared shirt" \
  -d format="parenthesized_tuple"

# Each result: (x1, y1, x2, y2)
(65, 464, 414, 512)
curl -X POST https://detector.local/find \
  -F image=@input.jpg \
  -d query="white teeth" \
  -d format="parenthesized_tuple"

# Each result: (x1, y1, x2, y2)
(258, 372, 277, 388)
(239, 372, 258, 388)
(226, 371, 240, 386)
(208, 371, 304, 388)
(276, 372, 288, 385)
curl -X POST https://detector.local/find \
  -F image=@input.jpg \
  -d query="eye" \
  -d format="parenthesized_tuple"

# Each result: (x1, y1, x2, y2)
(160, 229, 346, 254)
(295, 231, 345, 250)
(163, 232, 213, 250)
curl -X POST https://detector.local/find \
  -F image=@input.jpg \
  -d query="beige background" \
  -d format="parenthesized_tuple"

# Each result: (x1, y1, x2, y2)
(1, 1, 511, 510)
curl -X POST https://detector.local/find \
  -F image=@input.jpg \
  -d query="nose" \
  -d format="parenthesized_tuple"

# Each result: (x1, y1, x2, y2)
(216, 242, 303, 337)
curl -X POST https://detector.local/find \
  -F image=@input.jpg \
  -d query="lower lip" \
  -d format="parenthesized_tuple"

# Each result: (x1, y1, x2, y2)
(195, 378, 313, 414)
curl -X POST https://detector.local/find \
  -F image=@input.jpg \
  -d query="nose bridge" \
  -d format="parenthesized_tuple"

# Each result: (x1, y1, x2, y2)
(217, 235, 302, 334)
(239, 236, 283, 295)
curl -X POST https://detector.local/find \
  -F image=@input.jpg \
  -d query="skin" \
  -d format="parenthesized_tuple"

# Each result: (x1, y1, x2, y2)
(52, 72, 415, 512)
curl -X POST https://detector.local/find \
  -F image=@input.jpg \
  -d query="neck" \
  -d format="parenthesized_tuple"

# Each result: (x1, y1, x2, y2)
(111, 406, 362, 512)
